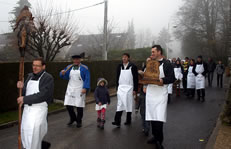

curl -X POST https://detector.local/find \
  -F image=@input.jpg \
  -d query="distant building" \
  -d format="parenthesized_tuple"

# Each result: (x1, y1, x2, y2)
(0, 33, 14, 50)
(66, 33, 128, 60)
(0, 33, 20, 62)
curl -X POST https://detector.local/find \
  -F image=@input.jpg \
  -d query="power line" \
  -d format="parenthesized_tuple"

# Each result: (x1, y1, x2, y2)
(0, 1, 105, 23)
(45, 1, 104, 16)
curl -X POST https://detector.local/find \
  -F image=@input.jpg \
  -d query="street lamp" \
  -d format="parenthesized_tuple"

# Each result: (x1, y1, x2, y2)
(166, 23, 177, 59)
(228, 0, 231, 67)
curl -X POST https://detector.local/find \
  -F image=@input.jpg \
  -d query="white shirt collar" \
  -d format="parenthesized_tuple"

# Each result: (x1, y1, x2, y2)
(123, 62, 129, 69)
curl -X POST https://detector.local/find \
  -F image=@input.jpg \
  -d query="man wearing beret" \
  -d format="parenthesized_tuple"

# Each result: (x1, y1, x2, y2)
(60, 55, 90, 128)
(193, 55, 208, 102)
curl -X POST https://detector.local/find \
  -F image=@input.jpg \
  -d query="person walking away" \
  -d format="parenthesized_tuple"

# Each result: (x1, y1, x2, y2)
(60, 55, 90, 128)
(186, 59, 196, 98)
(17, 57, 54, 149)
(144, 45, 175, 149)
(112, 53, 138, 127)
(216, 60, 225, 88)
(174, 59, 183, 97)
(171, 58, 177, 68)
(182, 57, 189, 93)
(207, 57, 216, 87)
(94, 78, 110, 129)
(193, 56, 208, 102)
(137, 64, 151, 136)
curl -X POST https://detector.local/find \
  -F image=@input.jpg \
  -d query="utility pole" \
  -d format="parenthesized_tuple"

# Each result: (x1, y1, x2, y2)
(228, 0, 231, 67)
(167, 23, 169, 59)
(103, 0, 108, 60)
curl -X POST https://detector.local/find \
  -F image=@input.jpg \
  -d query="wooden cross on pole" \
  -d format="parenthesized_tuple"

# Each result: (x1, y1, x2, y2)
(14, 5, 34, 149)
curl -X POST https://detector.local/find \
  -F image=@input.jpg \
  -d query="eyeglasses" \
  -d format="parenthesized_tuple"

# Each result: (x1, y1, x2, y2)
(32, 64, 42, 67)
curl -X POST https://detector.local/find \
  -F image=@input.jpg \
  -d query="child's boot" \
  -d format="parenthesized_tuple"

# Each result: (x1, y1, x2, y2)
(97, 118, 101, 128)
(100, 120, 105, 129)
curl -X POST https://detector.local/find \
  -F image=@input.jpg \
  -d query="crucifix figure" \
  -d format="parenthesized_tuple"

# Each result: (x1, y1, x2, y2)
(14, 5, 35, 57)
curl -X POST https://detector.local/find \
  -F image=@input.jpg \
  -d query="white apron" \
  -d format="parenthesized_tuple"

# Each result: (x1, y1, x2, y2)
(187, 66, 196, 89)
(145, 63, 168, 122)
(168, 84, 173, 94)
(174, 67, 183, 80)
(21, 72, 48, 149)
(116, 68, 134, 112)
(180, 80, 183, 89)
(95, 104, 107, 110)
(195, 64, 205, 90)
(64, 68, 86, 107)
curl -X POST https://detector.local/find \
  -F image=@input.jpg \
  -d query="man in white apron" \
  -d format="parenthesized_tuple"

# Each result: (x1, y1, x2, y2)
(144, 45, 175, 149)
(60, 55, 90, 128)
(193, 56, 208, 102)
(174, 59, 184, 97)
(17, 57, 54, 149)
(186, 59, 196, 98)
(112, 53, 138, 127)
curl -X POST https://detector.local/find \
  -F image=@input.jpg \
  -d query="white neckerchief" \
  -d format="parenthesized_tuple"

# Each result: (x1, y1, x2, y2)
(123, 62, 129, 69)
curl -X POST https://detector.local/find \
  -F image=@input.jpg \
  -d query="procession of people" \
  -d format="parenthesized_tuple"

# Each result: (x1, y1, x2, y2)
(16, 44, 226, 149)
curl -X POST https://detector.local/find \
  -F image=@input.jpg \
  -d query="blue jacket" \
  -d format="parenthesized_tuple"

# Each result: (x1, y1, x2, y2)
(59, 64, 90, 89)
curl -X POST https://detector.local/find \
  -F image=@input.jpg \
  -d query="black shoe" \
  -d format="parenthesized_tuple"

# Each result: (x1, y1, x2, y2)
(167, 99, 171, 104)
(155, 141, 164, 149)
(42, 141, 51, 149)
(97, 118, 101, 128)
(144, 131, 149, 136)
(76, 123, 82, 128)
(100, 120, 105, 129)
(147, 137, 157, 144)
(67, 120, 75, 126)
(201, 97, 205, 102)
(112, 122, 120, 127)
(124, 121, 131, 125)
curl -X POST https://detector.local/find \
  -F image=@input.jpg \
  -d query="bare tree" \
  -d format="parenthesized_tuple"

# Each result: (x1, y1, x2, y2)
(83, 19, 127, 59)
(125, 20, 136, 49)
(25, 2, 78, 61)
(136, 28, 156, 48)
(157, 27, 171, 50)
(175, 0, 229, 60)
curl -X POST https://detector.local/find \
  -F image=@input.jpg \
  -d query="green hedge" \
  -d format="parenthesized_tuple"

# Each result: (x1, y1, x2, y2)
(221, 86, 231, 125)
(0, 60, 143, 112)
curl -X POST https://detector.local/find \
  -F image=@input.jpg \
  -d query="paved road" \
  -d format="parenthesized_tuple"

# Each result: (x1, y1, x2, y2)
(0, 76, 228, 149)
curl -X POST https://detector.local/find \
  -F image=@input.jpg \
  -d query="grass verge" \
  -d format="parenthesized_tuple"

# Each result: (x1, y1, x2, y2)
(0, 103, 64, 125)
(221, 86, 231, 125)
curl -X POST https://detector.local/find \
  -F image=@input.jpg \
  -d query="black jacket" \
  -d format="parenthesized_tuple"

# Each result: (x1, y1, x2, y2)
(94, 86, 110, 104)
(159, 59, 176, 84)
(193, 61, 208, 76)
(207, 61, 216, 72)
(116, 62, 138, 92)
(22, 70, 54, 105)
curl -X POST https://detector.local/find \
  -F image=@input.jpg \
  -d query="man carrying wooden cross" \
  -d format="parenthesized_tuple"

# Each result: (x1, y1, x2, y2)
(17, 58, 54, 149)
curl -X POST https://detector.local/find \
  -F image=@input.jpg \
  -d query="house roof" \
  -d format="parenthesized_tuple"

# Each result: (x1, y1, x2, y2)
(66, 33, 128, 58)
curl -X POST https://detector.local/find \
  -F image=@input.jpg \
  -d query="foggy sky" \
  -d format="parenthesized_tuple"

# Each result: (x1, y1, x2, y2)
(0, 0, 183, 34)
(0, 0, 183, 57)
